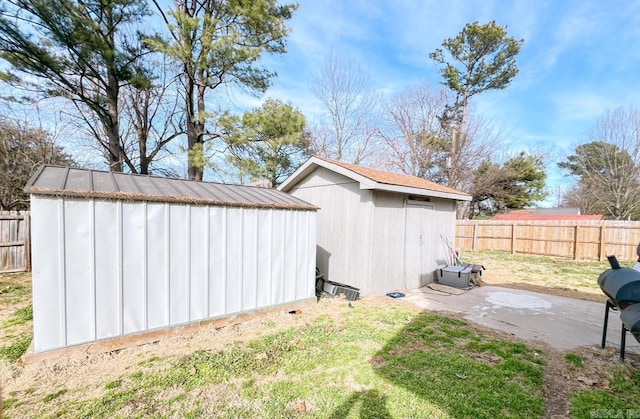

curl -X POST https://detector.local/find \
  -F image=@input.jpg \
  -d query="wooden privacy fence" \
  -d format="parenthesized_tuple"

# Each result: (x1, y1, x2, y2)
(456, 220, 640, 262)
(0, 210, 30, 273)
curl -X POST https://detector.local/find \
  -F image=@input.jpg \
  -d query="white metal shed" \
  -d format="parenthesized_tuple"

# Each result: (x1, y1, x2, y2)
(279, 156, 471, 296)
(25, 166, 317, 354)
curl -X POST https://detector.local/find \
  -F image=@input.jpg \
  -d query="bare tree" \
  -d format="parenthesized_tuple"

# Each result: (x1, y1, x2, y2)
(561, 184, 608, 215)
(0, 115, 74, 210)
(310, 52, 381, 164)
(558, 107, 640, 220)
(63, 52, 184, 176)
(377, 84, 450, 178)
(119, 62, 184, 176)
(378, 83, 501, 199)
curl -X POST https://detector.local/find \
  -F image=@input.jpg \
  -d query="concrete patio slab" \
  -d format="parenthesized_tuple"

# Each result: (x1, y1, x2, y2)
(403, 285, 640, 354)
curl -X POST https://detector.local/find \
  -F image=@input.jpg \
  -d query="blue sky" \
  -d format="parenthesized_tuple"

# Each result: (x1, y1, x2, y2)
(247, 0, 640, 206)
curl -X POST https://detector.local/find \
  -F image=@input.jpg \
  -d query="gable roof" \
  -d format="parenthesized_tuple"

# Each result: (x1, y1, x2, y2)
(25, 165, 317, 210)
(278, 156, 472, 201)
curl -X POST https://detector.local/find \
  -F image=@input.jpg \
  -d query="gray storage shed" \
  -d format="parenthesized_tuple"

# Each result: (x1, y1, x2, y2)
(26, 166, 317, 354)
(278, 156, 471, 296)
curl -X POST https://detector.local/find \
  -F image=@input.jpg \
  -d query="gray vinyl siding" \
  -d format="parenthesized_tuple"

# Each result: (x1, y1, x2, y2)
(369, 191, 406, 294)
(288, 167, 460, 296)
(287, 167, 373, 293)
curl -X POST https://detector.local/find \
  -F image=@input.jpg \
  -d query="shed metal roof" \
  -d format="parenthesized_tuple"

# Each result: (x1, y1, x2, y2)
(279, 156, 472, 201)
(25, 166, 318, 210)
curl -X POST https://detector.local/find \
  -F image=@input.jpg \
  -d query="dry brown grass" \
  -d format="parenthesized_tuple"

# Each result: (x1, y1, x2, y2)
(0, 289, 358, 417)
(0, 252, 636, 417)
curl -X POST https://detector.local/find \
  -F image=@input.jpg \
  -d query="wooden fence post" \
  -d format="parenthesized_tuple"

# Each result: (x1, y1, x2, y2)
(599, 224, 605, 261)
(573, 225, 579, 260)
(511, 223, 517, 255)
(24, 212, 31, 272)
(472, 223, 477, 250)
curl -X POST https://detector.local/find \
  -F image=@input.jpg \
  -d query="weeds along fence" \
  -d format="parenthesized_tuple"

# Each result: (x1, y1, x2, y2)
(456, 220, 640, 262)
(0, 210, 30, 273)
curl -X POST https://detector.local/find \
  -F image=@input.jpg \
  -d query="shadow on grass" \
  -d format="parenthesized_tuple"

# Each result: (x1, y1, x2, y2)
(328, 389, 391, 419)
(365, 311, 546, 418)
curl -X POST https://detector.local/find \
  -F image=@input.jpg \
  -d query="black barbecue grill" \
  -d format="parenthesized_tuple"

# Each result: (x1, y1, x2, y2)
(599, 255, 640, 361)
(620, 304, 640, 343)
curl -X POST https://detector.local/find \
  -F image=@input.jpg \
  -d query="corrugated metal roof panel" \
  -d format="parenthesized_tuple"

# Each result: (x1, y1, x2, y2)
(116, 174, 142, 194)
(65, 169, 90, 191)
(31, 166, 68, 190)
(134, 174, 161, 196)
(92, 171, 116, 192)
(25, 165, 317, 211)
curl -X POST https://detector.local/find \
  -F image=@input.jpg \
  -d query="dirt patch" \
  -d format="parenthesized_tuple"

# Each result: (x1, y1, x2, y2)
(0, 297, 353, 410)
(543, 345, 639, 418)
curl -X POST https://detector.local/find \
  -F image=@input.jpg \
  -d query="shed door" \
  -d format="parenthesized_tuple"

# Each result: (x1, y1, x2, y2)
(404, 202, 434, 289)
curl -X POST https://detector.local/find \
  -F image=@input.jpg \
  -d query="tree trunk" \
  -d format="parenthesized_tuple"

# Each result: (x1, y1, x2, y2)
(185, 68, 204, 181)
(105, 3, 122, 172)
(186, 129, 202, 180)
(105, 68, 122, 172)
(139, 138, 149, 175)
(105, 114, 122, 172)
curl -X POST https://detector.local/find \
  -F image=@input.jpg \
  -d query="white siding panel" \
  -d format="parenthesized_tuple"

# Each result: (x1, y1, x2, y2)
(256, 210, 272, 307)
(306, 212, 317, 298)
(146, 203, 168, 329)
(226, 208, 243, 313)
(31, 194, 317, 353)
(270, 210, 285, 305)
(295, 211, 310, 300)
(94, 200, 120, 340)
(31, 197, 63, 352)
(241, 209, 258, 310)
(283, 211, 297, 303)
(189, 206, 208, 321)
(169, 205, 189, 325)
(209, 207, 226, 316)
(64, 200, 93, 346)
(122, 202, 145, 334)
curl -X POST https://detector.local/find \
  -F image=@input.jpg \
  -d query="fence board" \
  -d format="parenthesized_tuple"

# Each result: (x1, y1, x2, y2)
(456, 220, 640, 262)
(0, 210, 30, 272)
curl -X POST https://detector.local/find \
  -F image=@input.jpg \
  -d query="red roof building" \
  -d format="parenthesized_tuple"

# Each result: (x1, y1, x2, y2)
(491, 213, 603, 221)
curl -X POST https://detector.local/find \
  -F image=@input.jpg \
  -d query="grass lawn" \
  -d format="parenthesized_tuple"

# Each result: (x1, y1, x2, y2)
(3, 299, 546, 418)
(1, 251, 639, 418)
